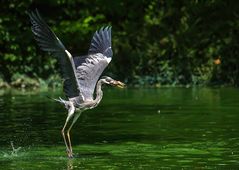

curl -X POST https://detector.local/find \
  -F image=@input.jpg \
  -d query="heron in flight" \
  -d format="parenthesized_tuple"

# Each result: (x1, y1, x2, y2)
(29, 10, 125, 158)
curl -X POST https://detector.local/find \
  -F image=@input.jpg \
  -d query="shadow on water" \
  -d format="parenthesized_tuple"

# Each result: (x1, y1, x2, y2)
(0, 88, 239, 169)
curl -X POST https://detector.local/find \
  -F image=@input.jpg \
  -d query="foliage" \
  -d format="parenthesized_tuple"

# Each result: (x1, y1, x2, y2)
(11, 73, 39, 89)
(0, 0, 239, 87)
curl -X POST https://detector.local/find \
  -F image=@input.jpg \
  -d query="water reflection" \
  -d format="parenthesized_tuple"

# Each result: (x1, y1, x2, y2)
(67, 159, 74, 170)
(0, 88, 239, 169)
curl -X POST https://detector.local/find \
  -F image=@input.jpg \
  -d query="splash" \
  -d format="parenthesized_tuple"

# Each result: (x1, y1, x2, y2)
(10, 141, 22, 156)
(2, 141, 22, 158)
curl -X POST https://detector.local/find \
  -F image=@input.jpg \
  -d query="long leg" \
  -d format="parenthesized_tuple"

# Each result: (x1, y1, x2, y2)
(62, 113, 74, 157)
(62, 105, 75, 158)
(66, 112, 81, 155)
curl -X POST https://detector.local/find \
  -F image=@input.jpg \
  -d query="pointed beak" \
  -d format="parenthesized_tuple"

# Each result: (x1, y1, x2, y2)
(112, 81, 126, 88)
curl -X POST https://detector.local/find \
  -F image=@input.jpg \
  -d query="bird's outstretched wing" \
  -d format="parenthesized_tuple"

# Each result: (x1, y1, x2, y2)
(29, 10, 82, 99)
(74, 27, 113, 101)
(88, 26, 113, 58)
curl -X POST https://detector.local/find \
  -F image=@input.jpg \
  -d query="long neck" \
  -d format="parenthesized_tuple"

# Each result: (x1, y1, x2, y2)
(93, 79, 104, 106)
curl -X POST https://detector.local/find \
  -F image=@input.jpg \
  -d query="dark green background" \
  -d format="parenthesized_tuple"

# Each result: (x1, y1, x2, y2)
(1, 0, 239, 86)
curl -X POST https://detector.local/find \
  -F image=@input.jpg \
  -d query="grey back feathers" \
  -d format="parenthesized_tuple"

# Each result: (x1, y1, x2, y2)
(29, 9, 112, 101)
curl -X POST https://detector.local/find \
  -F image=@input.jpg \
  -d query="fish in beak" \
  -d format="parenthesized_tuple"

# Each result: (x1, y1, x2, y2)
(111, 80, 126, 88)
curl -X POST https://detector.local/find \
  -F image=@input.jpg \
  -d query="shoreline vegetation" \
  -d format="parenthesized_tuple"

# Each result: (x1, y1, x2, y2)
(0, 71, 236, 91)
(0, 74, 62, 90)
(0, 57, 234, 90)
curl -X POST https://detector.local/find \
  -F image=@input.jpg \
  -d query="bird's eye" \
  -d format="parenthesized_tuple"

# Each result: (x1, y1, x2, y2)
(105, 77, 111, 81)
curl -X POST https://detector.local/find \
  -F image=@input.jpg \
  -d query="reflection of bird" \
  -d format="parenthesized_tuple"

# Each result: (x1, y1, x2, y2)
(29, 10, 125, 158)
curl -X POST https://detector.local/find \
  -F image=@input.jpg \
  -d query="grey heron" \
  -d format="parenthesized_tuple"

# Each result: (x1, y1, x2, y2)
(28, 10, 125, 158)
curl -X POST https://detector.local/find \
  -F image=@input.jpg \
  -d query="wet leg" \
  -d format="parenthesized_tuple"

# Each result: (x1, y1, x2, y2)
(67, 112, 81, 155)
(62, 110, 74, 158)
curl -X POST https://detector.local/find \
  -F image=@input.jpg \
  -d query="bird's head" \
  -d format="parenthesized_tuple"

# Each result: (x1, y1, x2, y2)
(101, 76, 126, 88)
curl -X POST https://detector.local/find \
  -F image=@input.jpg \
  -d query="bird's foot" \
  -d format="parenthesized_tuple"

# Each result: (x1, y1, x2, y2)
(68, 153, 74, 158)
(66, 149, 74, 158)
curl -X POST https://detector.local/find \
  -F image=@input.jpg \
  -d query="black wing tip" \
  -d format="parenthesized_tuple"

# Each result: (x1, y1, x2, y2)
(28, 8, 39, 18)
(28, 9, 41, 26)
(97, 26, 112, 33)
(89, 25, 112, 55)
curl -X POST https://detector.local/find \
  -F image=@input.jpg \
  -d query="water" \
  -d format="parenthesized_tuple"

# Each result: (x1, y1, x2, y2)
(0, 87, 239, 169)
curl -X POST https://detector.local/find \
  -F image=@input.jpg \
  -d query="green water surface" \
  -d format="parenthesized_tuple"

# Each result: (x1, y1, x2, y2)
(0, 87, 239, 169)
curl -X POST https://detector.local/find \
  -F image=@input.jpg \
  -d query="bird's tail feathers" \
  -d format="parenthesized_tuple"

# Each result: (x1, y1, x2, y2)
(46, 96, 73, 110)
(46, 96, 67, 105)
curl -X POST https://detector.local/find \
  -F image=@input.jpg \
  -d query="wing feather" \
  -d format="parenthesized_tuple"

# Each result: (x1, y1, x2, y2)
(73, 26, 113, 101)
(74, 54, 109, 101)
(88, 26, 113, 58)
(29, 9, 82, 99)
